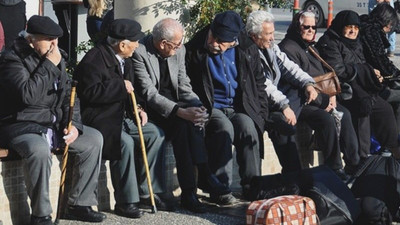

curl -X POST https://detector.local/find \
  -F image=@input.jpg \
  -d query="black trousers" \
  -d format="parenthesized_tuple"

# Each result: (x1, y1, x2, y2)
(154, 116, 207, 192)
(345, 96, 399, 159)
(205, 108, 261, 187)
(299, 103, 359, 170)
(268, 131, 302, 173)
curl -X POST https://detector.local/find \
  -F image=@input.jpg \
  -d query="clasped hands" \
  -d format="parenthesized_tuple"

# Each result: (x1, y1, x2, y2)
(176, 106, 209, 129)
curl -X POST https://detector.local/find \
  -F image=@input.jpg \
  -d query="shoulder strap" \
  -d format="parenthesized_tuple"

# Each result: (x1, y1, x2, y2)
(308, 46, 335, 73)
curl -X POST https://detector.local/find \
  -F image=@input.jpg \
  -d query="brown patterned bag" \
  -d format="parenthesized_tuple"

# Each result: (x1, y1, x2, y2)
(246, 195, 319, 225)
(308, 46, 341, 97)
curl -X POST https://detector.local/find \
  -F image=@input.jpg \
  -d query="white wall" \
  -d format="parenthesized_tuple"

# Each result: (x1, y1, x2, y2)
(25, 0, 39, 20)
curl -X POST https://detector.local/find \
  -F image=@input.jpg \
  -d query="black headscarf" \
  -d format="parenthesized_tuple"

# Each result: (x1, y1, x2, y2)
(329, 10, 361, 50)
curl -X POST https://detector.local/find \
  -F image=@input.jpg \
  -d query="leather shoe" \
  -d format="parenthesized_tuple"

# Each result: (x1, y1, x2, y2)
(31, 215, 53, 225)
(114, 203, 144, 218)
(180, 191, 207, 213)
(333, 168, 350, 182)
(210, 193, 237, 205)
(139, 194, 177, 212)
(198, 174, 231, 196)
(64, 205, 106, 222)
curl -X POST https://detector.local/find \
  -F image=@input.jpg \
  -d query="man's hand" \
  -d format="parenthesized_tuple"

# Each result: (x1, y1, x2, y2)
(282, 107, 297, 126)
(138, 109, 148, 126)
(176, 106, 209, 127)
(305, 85, 318, 104)
(46, 42, 62, 66)
(63, 125, 79, 146)
(124, 80, 134, 93)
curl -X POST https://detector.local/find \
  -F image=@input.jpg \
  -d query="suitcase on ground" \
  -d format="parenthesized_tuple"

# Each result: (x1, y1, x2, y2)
(351, 155, 400, 221)
(246, 195, 319, 225)
(249, 166, 360, 225)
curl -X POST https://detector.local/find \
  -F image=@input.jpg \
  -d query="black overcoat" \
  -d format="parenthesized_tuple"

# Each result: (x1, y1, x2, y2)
(74, 42, 134, 160)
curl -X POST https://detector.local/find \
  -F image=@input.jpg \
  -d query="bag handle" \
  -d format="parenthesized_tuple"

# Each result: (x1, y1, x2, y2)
(277, 198, 318, 225)
(308, 46, 335, 73)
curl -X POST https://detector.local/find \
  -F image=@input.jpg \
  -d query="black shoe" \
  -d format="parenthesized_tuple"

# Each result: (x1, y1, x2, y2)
(64, 205, 106, 222)
(31, 215, 53, 225)
(139, 194, 177, 212)
(180, 191, 207, 213)
(210, 193, 237, 205)
(199, 174, 231, 196)
(344, 164, 359, 176)
(114, 203, 144, 218)
(333, 168, 350, 182)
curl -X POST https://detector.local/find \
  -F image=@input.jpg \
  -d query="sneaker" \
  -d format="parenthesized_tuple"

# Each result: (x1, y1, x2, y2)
(387, 52, 395, 57)
(209, 193, 237, 205)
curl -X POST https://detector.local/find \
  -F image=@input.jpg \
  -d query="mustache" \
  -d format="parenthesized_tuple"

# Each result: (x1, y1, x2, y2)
(208, 44, 223, 54)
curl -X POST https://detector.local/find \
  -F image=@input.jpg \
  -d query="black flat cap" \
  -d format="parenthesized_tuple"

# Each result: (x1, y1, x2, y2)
(210, 11, 244, 42)
(26, 15, 63, 38)
(108, 19, 144, 41)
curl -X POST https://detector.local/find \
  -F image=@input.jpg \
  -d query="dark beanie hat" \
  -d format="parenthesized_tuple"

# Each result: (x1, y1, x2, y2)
(26, 15, 63, 38)
(108, 19, 145, 41)
(210, 11, 244, 42)
(330, 10, 360, 36)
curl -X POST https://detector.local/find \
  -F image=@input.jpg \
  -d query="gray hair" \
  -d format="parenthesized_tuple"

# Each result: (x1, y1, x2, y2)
(21, 31, 40, 41)
(246, 10, 275, 36)
(152, 18, 183, 42)
(299, 11, 316, 25)
(106, 36, 131, 47)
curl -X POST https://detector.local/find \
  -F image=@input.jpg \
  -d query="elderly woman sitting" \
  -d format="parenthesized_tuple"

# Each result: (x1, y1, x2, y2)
(316, 10, 400, 160)
(279, 11, 360, 175)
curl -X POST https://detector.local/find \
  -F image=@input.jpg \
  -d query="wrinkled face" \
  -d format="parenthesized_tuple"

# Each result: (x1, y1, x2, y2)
(342, 25, 359, 40)
(28, 35, 57, 57)
(119, 40, 139, 58)
(251, 22, 275, 49)
(158, 30, 184, 58)
(300, 17, 316, 42)
(206, 30, 236, 54)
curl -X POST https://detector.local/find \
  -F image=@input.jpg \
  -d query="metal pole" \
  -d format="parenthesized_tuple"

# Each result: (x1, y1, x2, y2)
(293, 0, 300, 16)
(327, 0, 334, 28)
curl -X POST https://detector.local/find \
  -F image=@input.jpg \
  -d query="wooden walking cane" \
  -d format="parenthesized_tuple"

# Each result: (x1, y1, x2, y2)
(130, 91, 157, 213)
(55, 80, 78, 224)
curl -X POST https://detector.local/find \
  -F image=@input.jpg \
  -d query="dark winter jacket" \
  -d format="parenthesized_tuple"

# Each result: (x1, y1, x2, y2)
(279, 28, 326, 78)
(185, 26, 269, 156)
(316, 24, 382, 97)
(279, 26, 330, 109)
(74, 41, 136, 160)
(317, 19, 382, 116)
(359, 14, 400, 79)
(0, 36, 83, 147)
(0, 0, 26, 50)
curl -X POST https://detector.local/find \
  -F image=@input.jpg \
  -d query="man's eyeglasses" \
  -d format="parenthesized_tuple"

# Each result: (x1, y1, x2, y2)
(164, 39, 182, 50)
(302, 25, 317, 30)
(344, 25, 359, 30)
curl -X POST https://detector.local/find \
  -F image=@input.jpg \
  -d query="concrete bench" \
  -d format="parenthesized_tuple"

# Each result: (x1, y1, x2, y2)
(0, 132, 317, 224)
